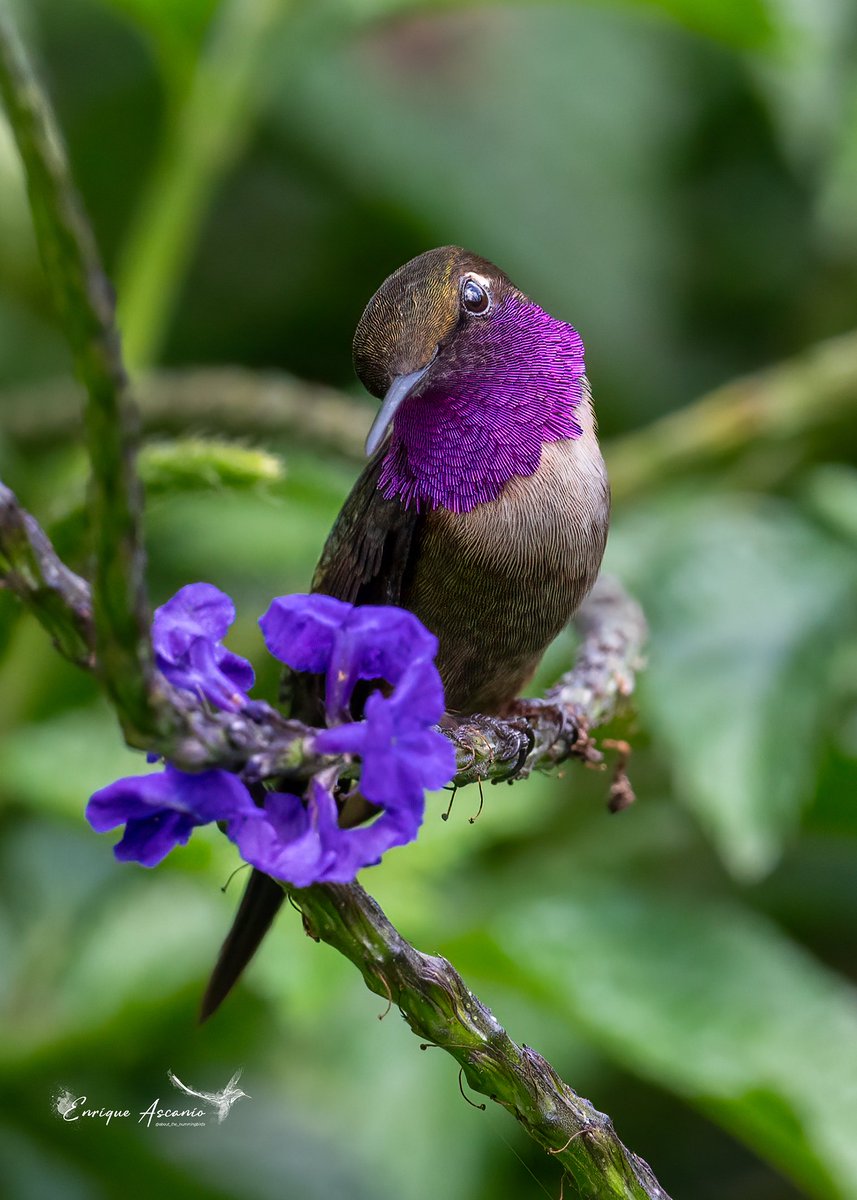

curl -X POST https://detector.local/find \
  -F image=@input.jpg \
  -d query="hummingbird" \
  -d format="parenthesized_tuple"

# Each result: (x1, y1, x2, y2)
(200, 246, 609, 1019)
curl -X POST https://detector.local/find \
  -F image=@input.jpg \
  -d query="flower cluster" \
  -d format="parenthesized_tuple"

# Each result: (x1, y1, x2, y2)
(86, 583, 455, 886)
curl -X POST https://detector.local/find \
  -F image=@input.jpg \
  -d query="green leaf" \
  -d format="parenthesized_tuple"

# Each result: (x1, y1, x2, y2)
(803, 464, 857, 546)
(625, 0, 774, 47)
(94, 0, 220, 93)
(47, 438, 284, 559)
(0, 701, 156, 821)
(338, 0, 775, 49)
(608, 493, 857, 879)
(492, 874, 857, 1200)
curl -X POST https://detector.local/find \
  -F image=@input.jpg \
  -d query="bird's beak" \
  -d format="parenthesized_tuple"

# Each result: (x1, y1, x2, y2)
(365, 361, 433, 457)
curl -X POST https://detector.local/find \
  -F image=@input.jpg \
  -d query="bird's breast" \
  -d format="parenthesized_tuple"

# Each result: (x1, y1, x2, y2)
(403, 393, 609, 715)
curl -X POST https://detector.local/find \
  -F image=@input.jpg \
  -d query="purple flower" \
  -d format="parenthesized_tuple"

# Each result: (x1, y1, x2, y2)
(229, 770, 432, 888)
(315, 661, 455, 808)
(240, 595, 455, 884)
(154, 582, 254, 712)
(229, 779, 344, 888)
(86, 764, 257, 867)
(260, 594, 437, 719)
(87, 588, 456, 887)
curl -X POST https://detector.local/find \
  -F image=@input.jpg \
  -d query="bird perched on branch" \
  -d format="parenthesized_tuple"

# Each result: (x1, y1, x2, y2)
(201, 246, 609, 1019)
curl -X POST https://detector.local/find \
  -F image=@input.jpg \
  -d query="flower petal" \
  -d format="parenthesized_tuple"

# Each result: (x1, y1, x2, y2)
(218, 647, 256, 696)
(154, 582, 235, 646)
(386, 656, 446, 727)
(114, 811, 196, 867)
(227, 775, 425, 888)
(401, 727, 457, 791)
(87, 764, 256, 866)
(229, 779, 351, 888)
(87, 770, 179, 830)
(342, 795, 425, 867)
(260, 593, 352, 674)
(313, 722, 368, 757)
(153, 581, 254, 711)
(316, 689, 455, 810)
(157, 765, 258, 824)
(327, 606, 438, 714)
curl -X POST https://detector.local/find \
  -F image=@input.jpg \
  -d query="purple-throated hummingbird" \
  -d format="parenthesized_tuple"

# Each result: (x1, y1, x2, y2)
(201, 246, 609, 1019)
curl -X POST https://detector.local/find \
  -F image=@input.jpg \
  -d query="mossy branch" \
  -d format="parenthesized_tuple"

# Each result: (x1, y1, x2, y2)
(0, 481, 94, 667)
(290, 882, 671, 1200)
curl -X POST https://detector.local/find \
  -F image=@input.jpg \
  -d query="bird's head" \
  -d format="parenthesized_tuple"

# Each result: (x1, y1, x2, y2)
(352, 246, 587, 512)
(354, 246, 512, 447)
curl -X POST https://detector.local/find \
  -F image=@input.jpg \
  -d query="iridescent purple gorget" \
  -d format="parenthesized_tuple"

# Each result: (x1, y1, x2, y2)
(378, 294, 585, 513)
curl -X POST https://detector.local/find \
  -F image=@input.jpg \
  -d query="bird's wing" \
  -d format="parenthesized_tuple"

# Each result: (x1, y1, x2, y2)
(311, 449, 421, 605)
(282, 451, 422, 723)
(200, 451, 424, 1023)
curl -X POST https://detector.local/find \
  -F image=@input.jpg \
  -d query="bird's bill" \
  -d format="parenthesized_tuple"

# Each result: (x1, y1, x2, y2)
(365, 363, 432, 457)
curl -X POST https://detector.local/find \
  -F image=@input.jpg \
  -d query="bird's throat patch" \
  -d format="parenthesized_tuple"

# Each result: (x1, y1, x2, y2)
(378, 295, 585, 513)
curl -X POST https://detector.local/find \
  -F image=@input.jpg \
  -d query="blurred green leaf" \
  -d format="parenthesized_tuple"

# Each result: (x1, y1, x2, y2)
(819, 73, 857, 252)
(0, 818, 222, 1062)
(144, 451, 351, 598)
(803, 464, 857, 546)
(627, 0, 774, 47)
(0, 700, 155, 821)
(61, 873, 222, 1026)
(276, 3, 687, 426)
(339, 0, 775, 49)
(494, 874, 857, 1200)
(609, 493, 857, 879)
(752, 0, 855, 175)
(95, 0, 219, 94)
(0, 1124, 101, 1200)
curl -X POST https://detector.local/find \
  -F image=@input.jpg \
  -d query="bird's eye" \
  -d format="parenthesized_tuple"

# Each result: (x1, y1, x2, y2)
(461, 277, 491, 315)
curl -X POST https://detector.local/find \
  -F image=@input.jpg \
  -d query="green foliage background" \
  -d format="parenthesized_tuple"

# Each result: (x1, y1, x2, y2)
(2, 0, 857, 1197)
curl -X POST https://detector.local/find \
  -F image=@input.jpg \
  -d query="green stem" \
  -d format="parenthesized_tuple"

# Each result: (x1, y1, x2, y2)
(116, 0, 291, 371)
(0, 8, 163, 744)
(291, 881, 671, 1200)
(607, 328, 857, 502)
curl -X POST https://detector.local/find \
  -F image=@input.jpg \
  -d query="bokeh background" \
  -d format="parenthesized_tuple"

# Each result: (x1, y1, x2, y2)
(2, 1, 857, 1197)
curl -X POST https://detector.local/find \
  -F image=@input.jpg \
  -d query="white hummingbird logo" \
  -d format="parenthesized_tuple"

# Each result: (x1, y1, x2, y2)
(167, 1068, 250, 1123)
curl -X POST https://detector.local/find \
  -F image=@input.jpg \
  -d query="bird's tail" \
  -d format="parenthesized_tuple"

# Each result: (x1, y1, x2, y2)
(199, 868, 284, 1022)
